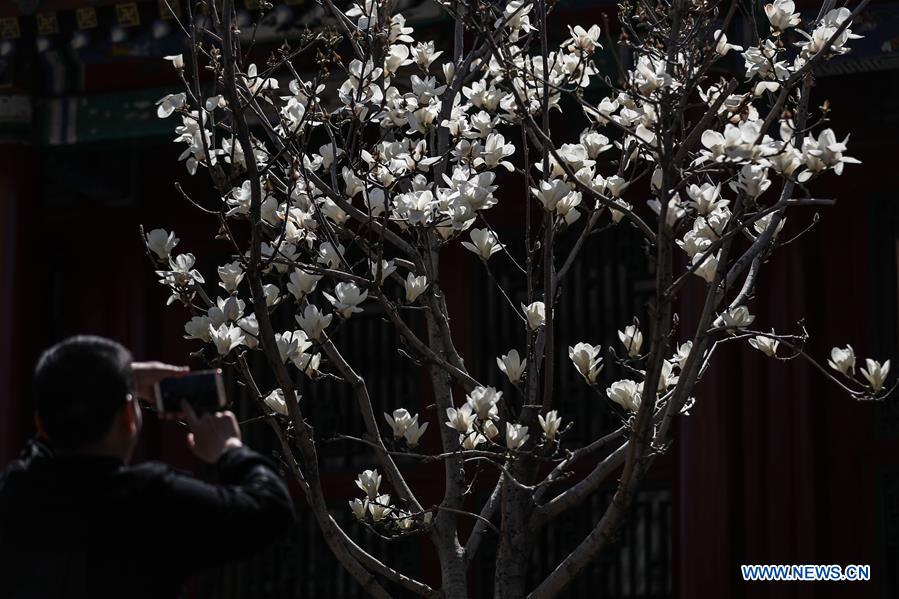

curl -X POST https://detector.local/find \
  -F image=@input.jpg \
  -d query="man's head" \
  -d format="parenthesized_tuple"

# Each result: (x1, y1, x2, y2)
(33, 335, 141, 458)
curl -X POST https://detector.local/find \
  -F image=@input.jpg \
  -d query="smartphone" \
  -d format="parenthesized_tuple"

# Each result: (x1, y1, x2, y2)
(154, 369, 226, 417)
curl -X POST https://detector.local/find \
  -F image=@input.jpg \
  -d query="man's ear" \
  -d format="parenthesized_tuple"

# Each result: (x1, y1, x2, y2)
(121, 400, 139, 436)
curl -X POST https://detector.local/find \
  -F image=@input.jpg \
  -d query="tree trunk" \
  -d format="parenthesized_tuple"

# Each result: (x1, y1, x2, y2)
(493, 459, 534, 598)
(425, 286, 469, 598)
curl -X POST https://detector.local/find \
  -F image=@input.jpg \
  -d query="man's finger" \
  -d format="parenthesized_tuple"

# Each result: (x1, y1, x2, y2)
(168, 365, 190, 377)
(133, 362, 191, 377)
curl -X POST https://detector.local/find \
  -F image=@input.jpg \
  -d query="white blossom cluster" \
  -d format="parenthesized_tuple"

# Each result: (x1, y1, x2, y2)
(145, 0, 891, 535)
(348, 468, 432, 531)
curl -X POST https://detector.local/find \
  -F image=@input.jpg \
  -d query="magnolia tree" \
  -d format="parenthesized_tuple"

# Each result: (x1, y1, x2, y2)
(145, 0, 889, 595)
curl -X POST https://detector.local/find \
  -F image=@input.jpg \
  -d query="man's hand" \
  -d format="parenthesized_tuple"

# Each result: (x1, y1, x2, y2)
(181, 401, 243, 464)
(132, 361, 189, 404)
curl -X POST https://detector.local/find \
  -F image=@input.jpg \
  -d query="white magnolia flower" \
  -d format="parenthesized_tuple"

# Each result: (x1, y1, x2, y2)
(237, 314, 259, 349)
(244, 63, 278, 94)
(558, 144, 595, 171)
(466, 386, 501, 421)
(522, 302, 546, 331)
(478, 133, 515, 171)
(355, 469, 382, 499)
(610, 199, 633, 224)
(749, 334, 780, 357)
(164, 53, 184, 69)
(692, 251, 719, 284)
(538, 410, 563, 441)
(605, 175, 627, 198)
(828, 345, 856, 376)
(317, 142, 344, 170)
(349, 498, 368, 520)
(862, 359, 890, 394)
(674, 341, 693, 369)
(799, 128, 860, 181)
(482, 419, 500, 440)
(686, 183, 728, 216)
(403, 420, 429, 447)
(346, 0, 379, 29)
(342, 167, 364, 198)
(370, 259, 397, 284)
(369, 494, 392, 522)
(324, 282, 368, 318)
(264, 388, 290, 416)
(321, 198, 349, 225)
(213, 295, 245, 323)
(293, 352, 321, 378)
(463, 80, 503, 111)
(731, 164, 771, 200)
(497, 349, 527, 384)
(295, 304, 332, 341)
(227, 181, 252, 216)
(395, 509, 417, 531)
(446, 403, 476, 433)
(697, 206, 731, 240)
(263, 284, 281, 307)
(460, 432, 487, 450)
(318, 242, 346, 270)
(753, 212, 786, 237)
(217, 261, 244, 292)
(275, 330, 311, 363)
(656, 360, 679, 391)
(505, 423, 530, 450)
(208, 323, 245, 355)
(633, 54, 672, 94)
(404, 273, 428, 303)
(259, 241, 299, 274)
(701, 120, 774, 162)
(184, 316, 212, 342)
(531, 179, 572, 212)
(500, 0, 535, 36)
(338, 58, 382, 105)
(204, 95, 225, 112)
(796, 8, 862, 58)
(462, 228, 503, 260)
(618, 324, 644, 357)
(764, 0, 801, 31)
(555, 191, 583, 225)
(714, 29, 743, 56)
(146, 228, 180, 260)
(741, 41, 790, 82)
(159, 253, 205, 288)
(384, 408, 416, 438)
(566, 24, 602, 53)
(411, 40, 443, 70)
(569, 342, 603, 384)
(286, 269, 322, 301)
(156, 92, 186, 118)
(384, 44, 412, 77)
(580, 130, 613, 158)
(607, 379, 641, 412)
(678, 230, 711, 259)
(716, 306, 755, 330)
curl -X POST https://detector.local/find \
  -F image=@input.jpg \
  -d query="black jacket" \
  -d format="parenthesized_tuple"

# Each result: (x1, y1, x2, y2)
(0, 438, 295, 599)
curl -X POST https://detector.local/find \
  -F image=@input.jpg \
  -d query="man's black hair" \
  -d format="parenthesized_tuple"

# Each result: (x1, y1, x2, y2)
(33, 335, 134, 449)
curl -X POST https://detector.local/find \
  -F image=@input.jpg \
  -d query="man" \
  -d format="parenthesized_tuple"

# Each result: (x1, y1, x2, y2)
(0, 335, 295, 599)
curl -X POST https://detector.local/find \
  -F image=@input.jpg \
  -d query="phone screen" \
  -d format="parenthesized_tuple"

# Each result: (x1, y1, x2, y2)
(156, 370, 225, 416)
